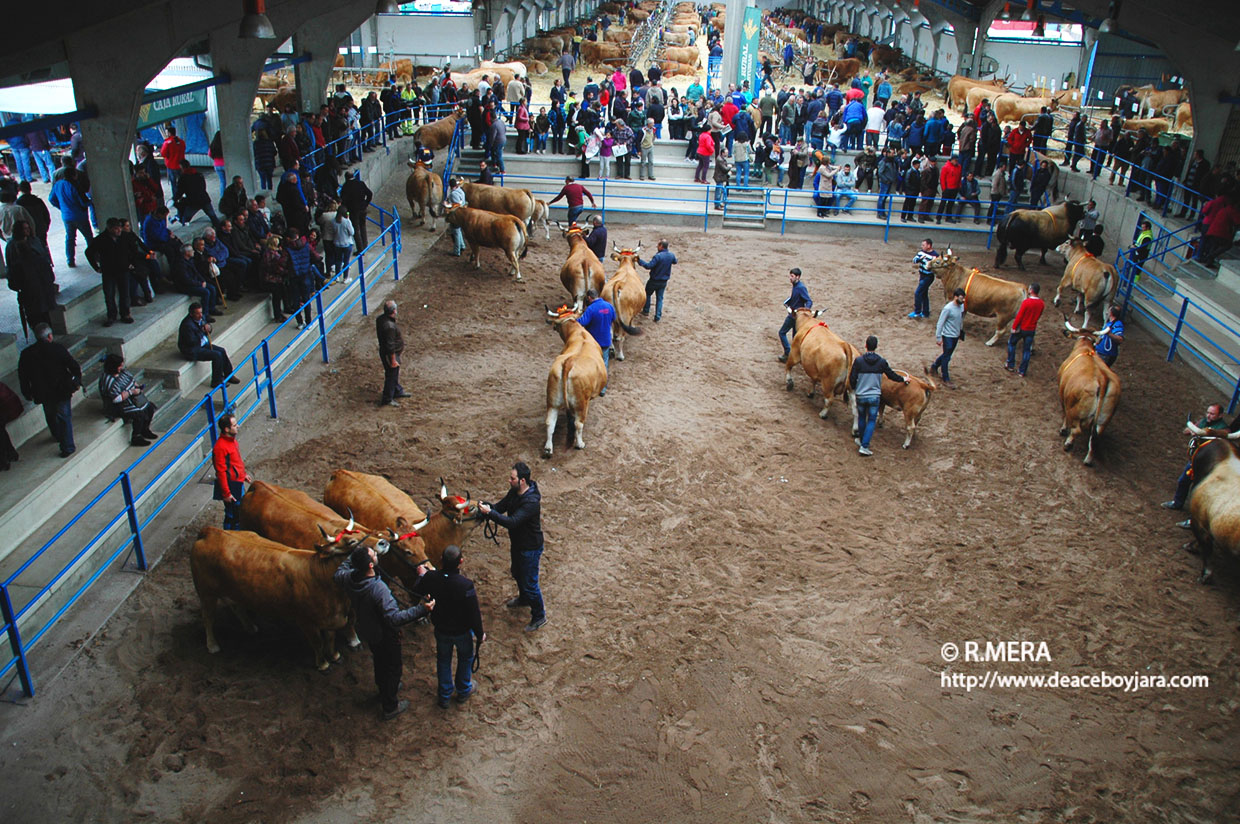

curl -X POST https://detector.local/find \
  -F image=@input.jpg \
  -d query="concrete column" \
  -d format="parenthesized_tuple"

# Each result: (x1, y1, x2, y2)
(953, 22, 978, 75)
(208, 35, 274, 200)
(720, 0, 749, 92)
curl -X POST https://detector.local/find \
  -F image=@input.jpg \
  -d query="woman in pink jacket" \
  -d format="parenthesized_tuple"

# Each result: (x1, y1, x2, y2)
(515, 101, 532, 154)
(695, 130, 715, 184)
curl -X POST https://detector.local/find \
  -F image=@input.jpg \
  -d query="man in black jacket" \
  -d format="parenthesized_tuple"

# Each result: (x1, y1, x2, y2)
(86, 218, 136, 326)
(340, 171, 372, 252)
(413, 545, 485, 708)
(376, 299, 408, 406)
(17, 324, 81, 457)
(335, 544, 434, 720)
(178, 303, 239, 388)
(479, 461, 547, 631)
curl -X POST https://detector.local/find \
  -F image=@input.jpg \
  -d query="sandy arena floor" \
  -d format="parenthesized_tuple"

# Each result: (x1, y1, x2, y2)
(2, 188, 1239, 822)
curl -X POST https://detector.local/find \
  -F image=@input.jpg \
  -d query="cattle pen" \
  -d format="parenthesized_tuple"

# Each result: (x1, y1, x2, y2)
(2, 176, 1239, 822)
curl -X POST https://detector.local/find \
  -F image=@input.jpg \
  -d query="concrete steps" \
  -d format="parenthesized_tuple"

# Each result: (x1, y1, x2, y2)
(141, 292, 276, 395)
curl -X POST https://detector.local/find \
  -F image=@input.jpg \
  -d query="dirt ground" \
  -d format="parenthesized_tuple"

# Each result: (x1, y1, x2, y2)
(3, 203, 1240, 823)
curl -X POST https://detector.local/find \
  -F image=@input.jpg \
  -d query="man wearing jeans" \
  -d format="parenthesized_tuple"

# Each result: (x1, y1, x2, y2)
(930, 288, 965, 389)
(480, 462, 547, 632)
(909, 237, 938, 319)
(849, 335, 909, 456)
(639, 239, 678, 321)
(413, 545, 485, 708)
(777, 268, 812, 362)
(1005, 283, 1044, 377)
(49, 167, 93, 267)
(17, 324, 81, 458)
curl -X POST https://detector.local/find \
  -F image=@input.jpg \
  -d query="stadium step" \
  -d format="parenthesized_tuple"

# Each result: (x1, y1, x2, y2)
(141, 292, 276, 395)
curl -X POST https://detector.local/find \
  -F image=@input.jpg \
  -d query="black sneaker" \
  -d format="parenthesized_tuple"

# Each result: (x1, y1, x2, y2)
(437, 696, 451, 709)
(777, 353, 788, 363)
(131, 437, 152, 447)
(525, 616, 548, 632)
(455, 688, 473, 704)
(383, 699, 410, 720)
(505, 596, 523, 609)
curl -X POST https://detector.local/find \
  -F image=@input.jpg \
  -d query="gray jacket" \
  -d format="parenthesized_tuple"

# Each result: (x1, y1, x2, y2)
(335, 554, 428, 647)
(936, 300, 964, 340)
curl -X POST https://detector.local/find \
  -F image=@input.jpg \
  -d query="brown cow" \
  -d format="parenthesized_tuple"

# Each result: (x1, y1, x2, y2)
(525, 35, 564, 54)
(628, 7, 650, 21)
(820, 58, 863, 83)
(444, 204, 529, 280)
(995, 200, 1085, 269)
(662, 32, 692, 46)
(1139, 88, 1187, 119)
(580, 41, 629, 66)
(544, 305, 609, 456)
(405, 159, 443, 231)
(379, 58, 414, 84)
(661, 46, 701, 67)
(479, 59, 529, 79)
(603, 243, 647, 361)
(993, 93, 1058, 124)
(1182, 427, 1240, 583)
(661, 61, 699, 76)
(949, 75, 1007, 110)
(879, 370, 937, 449)
(413, 108, 466, 151)
(461, 181, 537, 226)
(1054, 238, 1119, 329)
(1175, 102, 1193, 133)
(870, 45, 904, 71)
(518, 57, 549, 76)
(190, 527, 362, 669)
(531, 198, 551, 240)
(556, 222, 606, 311)
(784, 309, 855, 422)
(1121, 117, 1171, 138)
(240, 480, 387, 557)
(324, 472, 484, 586)
(1057, 323, 1121, 466)
(964, 84, 1007, 115)
(927, 253, 1027, 346)
(604, 27, 633, 43)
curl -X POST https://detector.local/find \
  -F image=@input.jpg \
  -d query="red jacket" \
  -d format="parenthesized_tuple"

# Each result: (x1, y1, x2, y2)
(939, 161, 962, 191)
(697, 131, 715, 157)
(212, 435, 246, 484)
(1012, 296, 1044, 332)
(1008, 127, 1031, 155)
(721, 101, 738, 126)
(160, 136, 186, 171)
(1202, 196, 1240, 240)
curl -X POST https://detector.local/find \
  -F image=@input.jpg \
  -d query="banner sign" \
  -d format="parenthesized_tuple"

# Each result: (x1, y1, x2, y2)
(737, 7, 762, 89)
(137, 88, 208, 130)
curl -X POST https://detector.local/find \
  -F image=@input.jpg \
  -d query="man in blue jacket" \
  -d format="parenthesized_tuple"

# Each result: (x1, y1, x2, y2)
(336, 543, 434, 720)
(777, 267, 812, 362)
(49, 166, 93, 267)
(480, 462, 547, 631)
(578, 288, 616, 393)
(849, 335, 909, 456)
(639, 239, 677, 321)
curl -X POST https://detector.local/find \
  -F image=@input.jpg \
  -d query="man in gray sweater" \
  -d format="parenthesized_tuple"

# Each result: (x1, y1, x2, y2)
(929, 287, 966, 388)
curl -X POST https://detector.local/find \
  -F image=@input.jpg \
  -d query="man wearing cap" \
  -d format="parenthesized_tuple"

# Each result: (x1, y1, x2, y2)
(777, 268, 812, 363)
(336, 543, 434, 720)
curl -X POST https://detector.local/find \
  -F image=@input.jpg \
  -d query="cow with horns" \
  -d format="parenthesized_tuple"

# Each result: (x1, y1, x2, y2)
(323, 472, 484, 589)
(1057, 320, 1122, 466)
(927, 252, 1027, 346)
(784, 309, 855, 423)
(190, 526, 371, 670)
(995, 200, 1085, 270)
(602, 242, 647, 361)
(1054, 236, 1119, 329)
(556, 222, 606, 312)
(544, 304, 608, 457)
(1182, 423, 1240, 583)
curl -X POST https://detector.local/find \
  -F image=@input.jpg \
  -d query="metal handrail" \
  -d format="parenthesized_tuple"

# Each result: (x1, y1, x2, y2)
(0, 205, 403, 697)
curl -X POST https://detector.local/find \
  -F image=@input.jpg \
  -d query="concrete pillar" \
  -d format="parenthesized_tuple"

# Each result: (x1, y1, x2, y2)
(720, 0, 749, 92)
(208, 34, 275, 200)
(953, 22, 978, 76)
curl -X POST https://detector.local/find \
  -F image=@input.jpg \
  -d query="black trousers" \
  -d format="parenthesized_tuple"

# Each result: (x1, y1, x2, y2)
(123, 404, 157, 442)
(102, 269, 132, 320)
(381, 358, 403, 403)
(372, 632, 403, 713)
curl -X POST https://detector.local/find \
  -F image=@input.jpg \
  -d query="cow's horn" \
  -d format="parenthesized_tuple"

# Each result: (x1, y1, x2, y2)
(440, 478, 449, 499)
(412, 517, 430, 531)
(635, 240, 642, 251)
(1064, 318, 1081, 333)
(1186, 420, 1206, 436)
(318, 524, 337, 543)
(346, 510, 355, 532)
(613, 240, 621, 253)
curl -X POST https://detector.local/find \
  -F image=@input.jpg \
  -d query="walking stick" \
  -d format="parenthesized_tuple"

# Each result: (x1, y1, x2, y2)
(208, 261, 229, 310)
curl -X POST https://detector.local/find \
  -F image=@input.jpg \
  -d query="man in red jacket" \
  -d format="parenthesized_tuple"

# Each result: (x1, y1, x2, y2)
(1199, 193, 1240, 267)
(1005, 282, 1044, 377)
(212, 413, 253, 529)
(937, 155, 963, 224)
(160, 126, 187, 195)
(1007, 123, 1032, 164)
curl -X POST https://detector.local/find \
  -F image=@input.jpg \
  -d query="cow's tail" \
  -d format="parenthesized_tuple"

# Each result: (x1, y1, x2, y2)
(518, 221, 530, 259)
(995, 213, 1011, 266)
(614, 286, 643, 336)
(524, 190, 537, 231)
(561, 357, 577, 446)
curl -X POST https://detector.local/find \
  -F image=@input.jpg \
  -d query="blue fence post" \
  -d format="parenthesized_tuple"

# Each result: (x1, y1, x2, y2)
(204, 397, 218, 444)
(359, 253, 369, 316)
(379, 208, 387, 248)
(1168, 296, 1189, 362)
(391, 211, 400, 277)
(120, 471, 147, 571)
(1230, 377, 1240, 416)
(250, 351, 262, 401)
(781, 188, 788, 235)
(601, 178, 606, 219)
(261, 339, 278, 418)
(884, 196, 891, 243)
(0, 584, 34, 697)
(703, 183, 709, 232)
(316, 292, 329, 363)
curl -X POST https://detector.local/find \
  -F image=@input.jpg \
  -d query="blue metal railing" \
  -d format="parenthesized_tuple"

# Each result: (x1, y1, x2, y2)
(0, 205, 403, 698)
